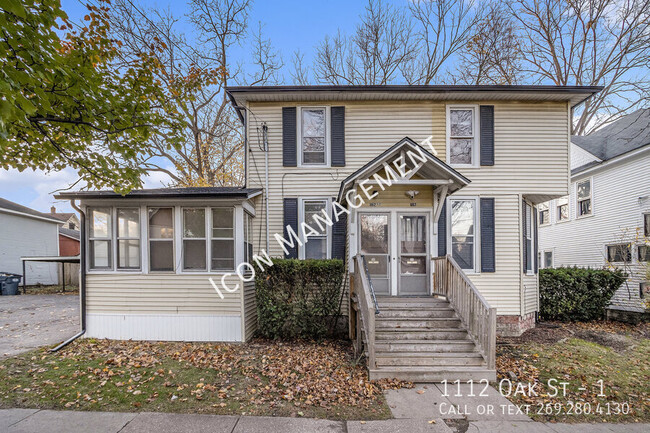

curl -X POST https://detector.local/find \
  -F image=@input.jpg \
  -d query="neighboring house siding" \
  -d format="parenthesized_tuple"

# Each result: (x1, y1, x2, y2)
(539, 151, 650, 312)
(0, 212, 59, 284)
(571, 143, 600, 168)
(59, 234, 80, 256)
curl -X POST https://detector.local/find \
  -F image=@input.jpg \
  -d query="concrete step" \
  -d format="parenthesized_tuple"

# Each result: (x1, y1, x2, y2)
(375, 318, 462, 329)
(369, 366, 496, 382)
(375, 352, 486, 367)
(375, 340, 477, 353)
(375, 329, 468, 340)
(378, 301, 451, 309)
(377, 309, 456, 318)
(376, 296, 447, 303)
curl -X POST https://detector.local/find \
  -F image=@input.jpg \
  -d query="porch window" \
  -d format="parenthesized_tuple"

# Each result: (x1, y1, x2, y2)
(556, 197, 569, 222)
(148, 208, 174, 272)
(301, 199, 329, 259)
(525, 203, 533, 272)
(539, 202, 550, 225)
(450, 199, 476, 271)
(244, 212, 253, 263)
(607, 244, 631, 263)
(211, 208, 235, 271)
(300, 107, 327, 165)
(117, 208, 140, 270)
(182, 208, 207, 270)
(89, 207, 112, 270)
(576, 179, 592, 217)
(448, 107, 476, 166)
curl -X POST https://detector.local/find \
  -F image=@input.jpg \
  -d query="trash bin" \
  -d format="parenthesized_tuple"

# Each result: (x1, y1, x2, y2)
(0, 273, 22, 296)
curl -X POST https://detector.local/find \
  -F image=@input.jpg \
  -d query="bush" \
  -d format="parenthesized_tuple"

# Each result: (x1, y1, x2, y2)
(255, 258, 345, 339)
(539, 267, 626, 321)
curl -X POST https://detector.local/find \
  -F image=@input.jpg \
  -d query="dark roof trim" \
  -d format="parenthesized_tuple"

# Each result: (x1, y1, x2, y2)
(55, 187, 263, 200)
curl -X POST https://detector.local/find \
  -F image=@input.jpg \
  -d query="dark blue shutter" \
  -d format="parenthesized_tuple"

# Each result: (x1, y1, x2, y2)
(282, 107, 297, 167)
(480, 198, 496, 273)
(534, 205, 539, 274)
(522, 200, 528, 273)
(437, 201, 447, 256)
(283, 198, 298, 258)
(480, 105, 494, 166)
(332, 209, 347, 260)
(331, 106, 345, 167)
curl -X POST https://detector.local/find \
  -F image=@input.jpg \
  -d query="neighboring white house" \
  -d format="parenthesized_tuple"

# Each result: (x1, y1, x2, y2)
(538, 108, 650, 320)
(0, 198, 62, 285)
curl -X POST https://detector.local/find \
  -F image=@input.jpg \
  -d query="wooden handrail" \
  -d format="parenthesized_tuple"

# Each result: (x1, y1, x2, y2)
(353, 254, 376, 369)
(432, 255, 497, 370)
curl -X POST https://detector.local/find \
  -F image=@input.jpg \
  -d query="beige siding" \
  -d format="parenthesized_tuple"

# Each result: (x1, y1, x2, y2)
(86, 274, 242, 315)
(243, 279, 257, 341)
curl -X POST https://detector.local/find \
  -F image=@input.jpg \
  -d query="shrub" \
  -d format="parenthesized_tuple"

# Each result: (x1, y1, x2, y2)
(255, 258, 345, 339)
(539, 267, 626, 321)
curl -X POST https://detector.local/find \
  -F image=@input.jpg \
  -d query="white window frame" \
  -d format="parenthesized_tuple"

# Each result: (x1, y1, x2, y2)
(575, 177, 593, 218)
(447, 197, 480, 274)
(147, 207, 175, 273)
(244, 211, 254, 263)
(298, 197, 332, 260)
(540, 249, 553, 269)
(297, 106, 331, 167)
(210, 207, 236, 272)
(115, 207, 141, 271)
(181, 207, 208, 272)
(556, 196, 570, 223)
(538, 202, 551, 226)
(446, 105, 479, 168)
(606, 243, 631, 263)
(525, 202, 534, 274)
(88, 207, 113, 271)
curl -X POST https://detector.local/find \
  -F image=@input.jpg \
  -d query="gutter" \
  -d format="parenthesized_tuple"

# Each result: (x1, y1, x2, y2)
(51, 200, 86, 351)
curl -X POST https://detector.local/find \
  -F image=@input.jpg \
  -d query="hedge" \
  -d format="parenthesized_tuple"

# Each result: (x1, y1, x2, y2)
(539, 267, 626, 321)
(255, 258, 345, 339)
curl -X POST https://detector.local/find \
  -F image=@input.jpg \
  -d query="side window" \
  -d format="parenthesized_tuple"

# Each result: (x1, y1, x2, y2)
(576, 179, 592, 217)
(182, 208, 207, 271)
(638, 245, 648, 262)
(300, 107, 327, 165)
(301, 199, 329, 259)
(644, 213, 650, 237)
(607, 244, 631, 263)
(544, 250, 553, 268)
(148, 208, 174, 272)
(448, 107, 476, 166)
(525, 203, 533, 272)
(211, 208, 235, 271)
(89, 207, 112, 270)
(116, 208, 141, 270)
(539, 202, 550, 225)
(557, 197, 569, 222)
(450, 199, 476, 271)
(244, 212, 253, 263)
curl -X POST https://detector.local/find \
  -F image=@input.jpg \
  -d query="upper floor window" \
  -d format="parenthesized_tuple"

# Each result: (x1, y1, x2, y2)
(300, 107, 328, 165)
(447, 106, 477, 167)
(576, 179, 592, 217)
(557, 197, 569, 222)
(450, 198, 477, 271)
(89, 208, 112, 270)
(607, 243, 631, 263)
(300, 199, 330, 259)
(539, 203, 550, 225)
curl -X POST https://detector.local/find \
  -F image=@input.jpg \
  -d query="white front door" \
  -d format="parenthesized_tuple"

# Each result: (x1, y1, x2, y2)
(397, 213, 429, 295)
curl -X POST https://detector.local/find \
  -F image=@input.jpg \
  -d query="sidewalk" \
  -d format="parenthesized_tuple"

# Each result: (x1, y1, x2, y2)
(1, 409, 647, 433)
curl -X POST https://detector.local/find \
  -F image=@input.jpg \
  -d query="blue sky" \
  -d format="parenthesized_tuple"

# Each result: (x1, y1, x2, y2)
(0, 0, 387, 213)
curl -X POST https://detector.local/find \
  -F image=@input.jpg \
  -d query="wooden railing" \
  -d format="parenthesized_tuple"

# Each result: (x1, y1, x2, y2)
(352, 254, 376, 369)
(432, 255, 497, 370)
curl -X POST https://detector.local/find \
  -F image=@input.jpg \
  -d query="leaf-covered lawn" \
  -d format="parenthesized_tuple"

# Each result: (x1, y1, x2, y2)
(0, 339, 409, 420)
(497, 321, 649, 423)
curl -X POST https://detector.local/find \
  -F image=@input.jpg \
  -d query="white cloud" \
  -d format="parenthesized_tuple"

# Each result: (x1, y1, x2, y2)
(0, 168, 80, 213)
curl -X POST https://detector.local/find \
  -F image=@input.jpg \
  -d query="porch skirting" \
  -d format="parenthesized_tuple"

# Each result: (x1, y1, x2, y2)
(85, 313, 243, 342)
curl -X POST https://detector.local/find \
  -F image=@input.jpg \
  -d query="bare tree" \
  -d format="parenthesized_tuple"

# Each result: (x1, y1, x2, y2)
(291, 49, 311, 85)
(508, 0, 650, 134)
(403, 0, 481, 84)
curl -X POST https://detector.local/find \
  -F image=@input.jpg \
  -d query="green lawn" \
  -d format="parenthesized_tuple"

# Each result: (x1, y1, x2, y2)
(0, 339, 398, 420)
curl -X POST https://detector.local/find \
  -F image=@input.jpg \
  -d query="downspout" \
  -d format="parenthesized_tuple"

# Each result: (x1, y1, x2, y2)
(51, 200, 86, 351)
(263, 123, 270, 252)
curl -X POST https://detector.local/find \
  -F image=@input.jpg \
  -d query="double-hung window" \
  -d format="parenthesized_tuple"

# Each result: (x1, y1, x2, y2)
(182, 208, 207, 271)
(576, 179, 592, 217)
(117, 208, 140, 269)
(244, 212, 253, 263)
(148, 208, 174, 271)
(211, 208, 234, 271)
(539, 203, 550, 225)
(301, 199, 329, 259)
(448, 107, 477, 166)
(450, 199, 477, 271)
(525, 203, 533, 273)
(557, 197, 569, 222)
(300, 107, 327, 165)
(89, 208, 112, 270)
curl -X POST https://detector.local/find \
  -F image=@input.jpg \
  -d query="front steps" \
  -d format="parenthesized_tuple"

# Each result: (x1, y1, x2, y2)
(368, 296, 496, 382)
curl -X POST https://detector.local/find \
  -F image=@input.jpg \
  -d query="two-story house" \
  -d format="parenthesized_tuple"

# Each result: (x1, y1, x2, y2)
(56, 85, 600, 381)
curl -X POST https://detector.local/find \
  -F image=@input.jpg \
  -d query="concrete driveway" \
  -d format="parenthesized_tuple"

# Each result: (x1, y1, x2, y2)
(0, 294, 79, 357)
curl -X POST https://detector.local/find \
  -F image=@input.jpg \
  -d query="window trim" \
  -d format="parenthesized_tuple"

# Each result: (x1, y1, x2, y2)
(556, 197, 570, 223)
(540, 249, 553, 269)
(298, 197, 332, 260)
(297, 106, 331, 167)
(446, 105, 480, 168)
(181, 207, 208, 272)
(524, 202, 534, 274)
(147, 207, 175, 273)
(244, 211, 254, 264)
(447, 196, 480, 274)
(575, 177, 593, 218)
(88, 207, 113, 271)
(210, 207, 236, 272)
(115, 207, 141, 271)
(538, 202, 551, 226)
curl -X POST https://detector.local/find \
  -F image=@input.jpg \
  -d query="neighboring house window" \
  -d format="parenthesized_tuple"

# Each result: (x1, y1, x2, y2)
(300, 107, 327, 165)
(182, 208, 207, 271)
(89, 208, 112, 270)
(447, 106, 477, 166)
(576, 179, 592, 217)
(68, 222, 75, 229)
(300, 199, 330, 259)
(525, 203, 533, 273)
(557, 197, 569, 222)
(116, 208, 140, 270)
(539, 203, 550, 225)
(543, 250, 553, 268)
(148, 208, 174, 272)
(638, 245, 648, 262)
(211, 208, 235, 271)
(450, 199, 477, 271)
(244, 212, 253, 263)
(645, 213, 650, 237)
(607, 244, 631, 263)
